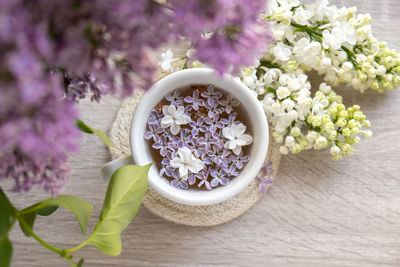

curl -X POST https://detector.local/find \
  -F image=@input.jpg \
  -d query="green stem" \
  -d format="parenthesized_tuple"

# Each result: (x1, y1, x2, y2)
(65, 238, 91, 253)
(341, 45, 360, 70)
(17, 215, 79, 266)
(259, 59, 283, 70)
(290, 22, 323, 41)
(17, 215, 63, 254)
(65, 256, 77, 267)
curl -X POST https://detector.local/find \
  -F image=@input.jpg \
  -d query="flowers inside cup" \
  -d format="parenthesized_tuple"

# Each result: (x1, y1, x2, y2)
(144, 85, 253, 190)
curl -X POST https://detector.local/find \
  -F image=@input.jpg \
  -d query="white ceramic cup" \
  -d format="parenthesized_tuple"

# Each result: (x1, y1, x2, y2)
(101, 68, 269, 206)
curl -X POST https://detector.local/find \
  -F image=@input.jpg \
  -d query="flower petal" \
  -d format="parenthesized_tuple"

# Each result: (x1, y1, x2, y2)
(222, 127, 233, 139)
(161, 116, 172, 127)
(228, 140, 237, 150)
(170, 123, 180, 135)
(179, 165, 188, 177)
(211, 178, 219, 187)
(233, 145, 242, 155)
(162, 105, 170, 115)
(237, 134, 253, 146)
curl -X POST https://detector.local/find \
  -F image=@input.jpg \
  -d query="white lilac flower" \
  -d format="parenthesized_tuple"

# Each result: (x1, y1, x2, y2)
(276, 86, 290, 99)
(293, 38, 321, 68)
(159, 49, 178, 72)
(170, 147, 204, 178)
(322, 21, 356, 50)
(223, 123, 253, 155)
(272, 43, 292, 61)
(161, 105, 190, 135)
(292, 6, 314, 25)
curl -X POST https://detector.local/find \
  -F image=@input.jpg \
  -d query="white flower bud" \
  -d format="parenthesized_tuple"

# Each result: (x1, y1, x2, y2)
(342, 61, 353, 71)
(330, 146, 341, 156)
(288, 110, 298, 120)
(363, 130, 373, 138)
(288, 78, 300, 91)
(338, 51, 347, 62)
(376, 65, 386, 76)
(320, 57, 332, 69)
(279, 145, 289, 155)
(277, 86, 291, 100)
(271, 102, 281, 114)
(290, 126, 301, 137)
(279, 74, 290, 85)
(285, 136, 295, 148)
(281, 99, 294, 110)
(315, 136, 328, 149)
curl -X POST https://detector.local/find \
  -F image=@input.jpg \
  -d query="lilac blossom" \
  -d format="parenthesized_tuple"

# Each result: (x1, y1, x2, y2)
(256, 161, 274, 195)
(229, 152, 250, 170)
(152, 135, 169, 157)
(171, 0, 272, 74)
(0, 0, 271, 195)
(144, 123, 163, 141)
(219, 94, 241, 114)
(184, 89, 204, 110)
(210, 169, 230, 187)
(145, 85, 253, 190)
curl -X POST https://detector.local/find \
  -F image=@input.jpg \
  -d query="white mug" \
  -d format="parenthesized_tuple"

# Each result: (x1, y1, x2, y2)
(101, 68, 269, 206)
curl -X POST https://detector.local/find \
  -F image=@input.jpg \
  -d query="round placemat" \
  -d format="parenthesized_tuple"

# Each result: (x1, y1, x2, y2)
(107, 89, 281, 226)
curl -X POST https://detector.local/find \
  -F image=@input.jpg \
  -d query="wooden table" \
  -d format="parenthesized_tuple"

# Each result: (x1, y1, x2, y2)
(7, 0, 400, 266)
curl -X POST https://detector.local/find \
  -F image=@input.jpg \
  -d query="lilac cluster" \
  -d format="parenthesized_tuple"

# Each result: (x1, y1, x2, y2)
(145, 85, 252, 190)
(171, 0, 273, 74)
(0, 0, 270, 195)
(0, 73, 80, 196)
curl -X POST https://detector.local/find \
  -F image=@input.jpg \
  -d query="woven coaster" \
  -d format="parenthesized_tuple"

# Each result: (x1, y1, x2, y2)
(107, 90, 281, 226)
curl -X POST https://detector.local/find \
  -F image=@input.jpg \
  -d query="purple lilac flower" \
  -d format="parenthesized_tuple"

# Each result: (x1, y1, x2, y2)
(146, 85, 253, 191)
(219, 94, 241, 114)
(196, 168, 212, 191)
(256, 161, 274, 195)
(184, 89, 204, 111)
(171, 0, 272, 74)
(221, 112, 238, 125)
(171, 178, 189, 190)
(229, 152, 250, 170)
(147, 110, 161, 125)
(144, 123, 163, 141)
(152, 135, 169, 157)
(165, 90, 184, 106)
(189, 118, 207, 136)
(210, 169, 230, 187)
(201, 85, 222, 107)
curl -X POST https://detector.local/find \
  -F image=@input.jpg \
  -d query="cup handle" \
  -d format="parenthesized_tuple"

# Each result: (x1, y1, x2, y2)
(101, 155, 134, 182)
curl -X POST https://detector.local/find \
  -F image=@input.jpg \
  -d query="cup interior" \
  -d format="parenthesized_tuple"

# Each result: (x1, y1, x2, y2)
(131, 68, 268, 206)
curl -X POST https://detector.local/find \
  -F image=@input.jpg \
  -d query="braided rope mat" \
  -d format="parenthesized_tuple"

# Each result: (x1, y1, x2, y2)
(107, 89, 281, 226)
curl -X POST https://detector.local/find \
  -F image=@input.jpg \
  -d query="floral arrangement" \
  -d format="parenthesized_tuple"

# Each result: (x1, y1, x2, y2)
(145, 85, 253, 190)
(0, 0, 399, 266)
(163, 0, 400, 161)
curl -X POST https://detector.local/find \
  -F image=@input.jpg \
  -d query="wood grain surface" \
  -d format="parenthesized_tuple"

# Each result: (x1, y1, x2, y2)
(6, 0, 400, 266)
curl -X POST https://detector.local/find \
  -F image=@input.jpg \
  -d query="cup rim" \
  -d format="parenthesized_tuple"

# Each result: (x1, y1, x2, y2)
(130, 68, 268, 206)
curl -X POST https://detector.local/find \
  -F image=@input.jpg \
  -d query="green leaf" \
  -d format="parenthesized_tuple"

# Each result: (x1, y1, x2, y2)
(18, 212, 36, 237)
(19, 195, 93, 235)
(76, 120, 118, 149)
(0, 235, 12, 267)
(88, 164, 150, 256)
(77, 258, 84, 267)
(37, 206, 58, 216)
(0, 189, 15, 237)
